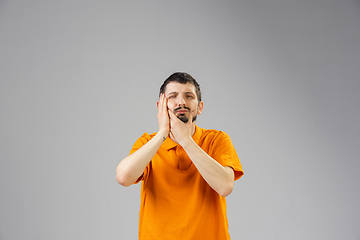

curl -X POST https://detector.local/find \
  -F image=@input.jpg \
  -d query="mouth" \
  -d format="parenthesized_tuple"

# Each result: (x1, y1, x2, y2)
(176, 110, 188, 114)
(174, 107, 190, 115)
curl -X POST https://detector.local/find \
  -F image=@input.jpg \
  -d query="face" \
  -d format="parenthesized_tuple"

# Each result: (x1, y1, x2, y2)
(164, 82, 203, 123)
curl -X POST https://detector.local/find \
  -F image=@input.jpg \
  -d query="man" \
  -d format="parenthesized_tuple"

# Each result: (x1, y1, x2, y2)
(116, 72, 244, 240)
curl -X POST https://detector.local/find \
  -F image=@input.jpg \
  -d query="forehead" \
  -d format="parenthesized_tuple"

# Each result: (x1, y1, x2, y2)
(164, 82, 196, 95)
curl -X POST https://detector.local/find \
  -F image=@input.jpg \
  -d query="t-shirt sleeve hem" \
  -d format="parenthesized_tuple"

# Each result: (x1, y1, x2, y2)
(225, 165, 244, 181)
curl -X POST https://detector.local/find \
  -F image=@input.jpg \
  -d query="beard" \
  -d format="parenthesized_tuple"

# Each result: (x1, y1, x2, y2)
(174, 106, 198, 123)
(177, 114, 197, 123)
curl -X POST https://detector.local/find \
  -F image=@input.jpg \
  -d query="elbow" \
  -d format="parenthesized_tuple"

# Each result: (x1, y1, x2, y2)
(218, 182, 234, 197)
(116, 172, 133, 187)
(116, 162, 135, 187)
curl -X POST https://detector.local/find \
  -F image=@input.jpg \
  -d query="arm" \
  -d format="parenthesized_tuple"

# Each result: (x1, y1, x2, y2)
(168, 111, 235, 197)
(115, 94, 169, 187)
(115, 131, 167, 186)
(183, 139, 234, 197)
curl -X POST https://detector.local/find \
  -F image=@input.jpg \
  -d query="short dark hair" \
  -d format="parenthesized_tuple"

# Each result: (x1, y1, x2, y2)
(159, 72, 202, 102)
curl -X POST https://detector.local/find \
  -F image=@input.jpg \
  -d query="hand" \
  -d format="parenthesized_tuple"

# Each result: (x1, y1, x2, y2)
(157, 93, 170, 137)
(168, 109, 193, 146)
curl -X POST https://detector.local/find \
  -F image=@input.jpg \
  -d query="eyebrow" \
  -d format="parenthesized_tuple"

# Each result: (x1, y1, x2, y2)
(168, 91, 195, 95)
(168, 91, 178, 96)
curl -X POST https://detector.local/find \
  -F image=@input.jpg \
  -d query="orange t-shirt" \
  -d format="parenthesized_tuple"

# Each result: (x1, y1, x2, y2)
(129, 125, 244, 240)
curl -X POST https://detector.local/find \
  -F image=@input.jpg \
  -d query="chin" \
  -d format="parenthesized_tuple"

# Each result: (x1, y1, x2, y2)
(177, 114, 189, 123)
(177, 114, 197, 123)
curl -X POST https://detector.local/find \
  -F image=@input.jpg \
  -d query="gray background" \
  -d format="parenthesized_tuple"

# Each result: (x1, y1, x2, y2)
(1, 0, 359, 239)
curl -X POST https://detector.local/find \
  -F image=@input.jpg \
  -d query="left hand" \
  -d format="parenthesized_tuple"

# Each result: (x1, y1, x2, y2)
(168, 110, 193, 146)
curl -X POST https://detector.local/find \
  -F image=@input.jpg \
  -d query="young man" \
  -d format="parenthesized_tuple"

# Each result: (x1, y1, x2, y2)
(116, 72, 244, 240)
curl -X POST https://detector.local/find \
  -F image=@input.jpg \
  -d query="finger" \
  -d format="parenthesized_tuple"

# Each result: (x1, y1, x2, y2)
(168, 109, 177, 121)
(160, 94, 167, 115)
(164, 97, 170, 121)
(163, 94, 168, 112)
(187, 113, 193, 125)
(158, 94, 163, 111)
(159, 93, 164, 112)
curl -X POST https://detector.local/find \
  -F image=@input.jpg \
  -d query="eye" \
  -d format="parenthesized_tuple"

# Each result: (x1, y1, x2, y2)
(186, 94, 194, 99)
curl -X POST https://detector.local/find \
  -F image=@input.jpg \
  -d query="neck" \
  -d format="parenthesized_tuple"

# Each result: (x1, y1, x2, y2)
(170, 122, 196, 144)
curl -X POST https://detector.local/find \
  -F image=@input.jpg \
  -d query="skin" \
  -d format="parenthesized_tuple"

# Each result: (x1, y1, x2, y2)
(159, 82, 203, 144)
(116, 82, 234, 197)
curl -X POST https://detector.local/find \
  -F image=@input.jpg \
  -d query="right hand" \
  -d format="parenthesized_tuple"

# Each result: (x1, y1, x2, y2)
(157, 93, 170, 138)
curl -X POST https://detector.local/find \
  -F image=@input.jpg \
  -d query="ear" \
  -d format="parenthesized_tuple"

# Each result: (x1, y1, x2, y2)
(157, 101, 160, 110)
(197, 101, 204, 115)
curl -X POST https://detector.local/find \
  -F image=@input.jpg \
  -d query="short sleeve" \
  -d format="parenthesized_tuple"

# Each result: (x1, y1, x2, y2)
(129, 132, 152, 184)
(211, 132, 244, 181)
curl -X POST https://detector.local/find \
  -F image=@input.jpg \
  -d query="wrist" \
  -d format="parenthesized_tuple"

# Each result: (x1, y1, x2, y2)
(179, 136, 195, 149)
(157, 130, 169, 141)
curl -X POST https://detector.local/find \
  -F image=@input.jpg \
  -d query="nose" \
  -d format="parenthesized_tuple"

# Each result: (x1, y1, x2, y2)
(177, 95, 186, 107)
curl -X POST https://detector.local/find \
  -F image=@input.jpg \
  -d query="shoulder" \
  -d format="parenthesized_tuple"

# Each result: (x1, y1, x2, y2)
(201, 127, 231, 139)
(198, 127, 233, 146)
(129, 132, 157, 154)
(136, 132, 157, 143)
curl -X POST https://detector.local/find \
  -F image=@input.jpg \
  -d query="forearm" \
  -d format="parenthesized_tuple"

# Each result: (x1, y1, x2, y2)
(182, 139, 234, 197)
(116, 131, 167, 186)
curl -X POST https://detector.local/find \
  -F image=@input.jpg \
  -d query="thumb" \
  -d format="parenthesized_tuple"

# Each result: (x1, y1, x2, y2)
(168, 109, 177, 120)
(187, 112, 193, 125)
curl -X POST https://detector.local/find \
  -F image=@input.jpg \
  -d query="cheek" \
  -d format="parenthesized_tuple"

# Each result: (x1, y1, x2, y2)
(166, 101, 174, 111)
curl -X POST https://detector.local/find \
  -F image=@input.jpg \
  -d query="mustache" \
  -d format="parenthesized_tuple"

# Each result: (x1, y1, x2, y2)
(174, 106, 191, 112)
